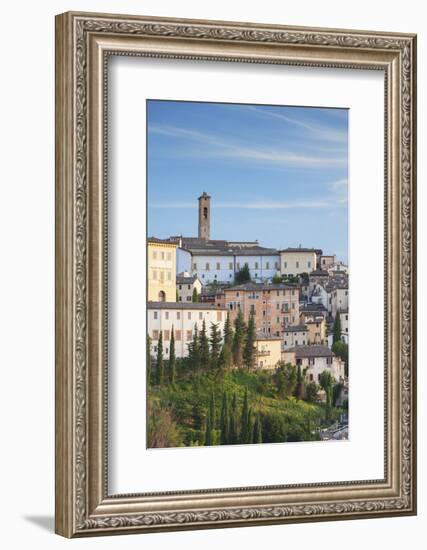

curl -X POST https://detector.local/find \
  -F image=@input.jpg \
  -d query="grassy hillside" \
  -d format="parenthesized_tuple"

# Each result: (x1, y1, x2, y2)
(147, 367, 342, 448)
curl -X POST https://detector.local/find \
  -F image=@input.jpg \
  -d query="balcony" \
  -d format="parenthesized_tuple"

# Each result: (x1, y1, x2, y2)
(256, 350, 271, 357)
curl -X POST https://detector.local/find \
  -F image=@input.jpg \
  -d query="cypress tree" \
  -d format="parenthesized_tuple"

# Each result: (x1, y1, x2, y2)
(224, 313, 233, 349)
(253, 413, 263, 444)
(247, 407, 254, 445)
(232, 310, 246, 368)
(188, 324, 201, 372)
(209, 322, 222, 369)
(240, 387, 250, 443)
(229, 393, 238, 444)
(156, 331, 164, 385)
(243, 311, 256, 370)
(333, 313, 342, 345)
(220, 392, 230, 445)
(192, 287, 199, 302)
(204, 391, 215, 446)
(147, 334, 152, 385)
(168, 326, 176, 385)
(199, 319, 210, 370)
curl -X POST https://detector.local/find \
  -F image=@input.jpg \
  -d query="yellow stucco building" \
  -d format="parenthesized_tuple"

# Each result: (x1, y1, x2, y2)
(147, 238, 178, 302)
(255, 336, 282, 370)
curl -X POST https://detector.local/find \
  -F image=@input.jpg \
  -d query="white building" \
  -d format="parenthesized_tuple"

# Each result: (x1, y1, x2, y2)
(282, 345, 345, 383)
(148, 302, 226, 358)
(283, 325, 309, 349)
(279, 247, 322, 276)
(176, 273, 202, 303)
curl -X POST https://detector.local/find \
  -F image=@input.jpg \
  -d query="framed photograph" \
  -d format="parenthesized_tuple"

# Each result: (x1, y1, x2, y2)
(55, 11, 417, 537)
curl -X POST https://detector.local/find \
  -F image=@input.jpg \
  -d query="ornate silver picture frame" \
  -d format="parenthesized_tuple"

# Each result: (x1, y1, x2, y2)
(55, 11, 417, 537)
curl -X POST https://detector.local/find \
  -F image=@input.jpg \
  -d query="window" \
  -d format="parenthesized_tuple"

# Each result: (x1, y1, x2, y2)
(236, 262, 240, 270)
(161, 251, 165, 260)
(152, 250, 157, 259)
(236, 292, 240, 297)
(310, 374, 314, 381)
(266, 262, 270, 269)
(284, 261, 287, 269)
(206, 262, 210, 271)
(284, 303, 289, 311)
(327, 357, 333, 364)
(178, 284, 182, 290)
(186, 296, 191, 301)
(263, 310, 266, 317)
(186, 330, 192, 341)
(152, 330, 159, 340)
(276, 303, 280, 310)
(165, 348, 169, 354)
(275, 262, 279, 270)
(165, 312, 169, 320)
(152, 270, 157, 280)
(345, 315, 348, 320)
(216, 262, 220, 270)
(308, 261, 311, 268)
(295, 340, 298, 345)
(217, 311, 222, 322)
(167, 272, 171, 281)
(164, 330, 170, 341)
(193, 263, 197, 270)
(153, 311, 158, 320)
(303, 340, 306, 345)
(167, 252, 171, 261)
(160, 271, 164, 283)
(255, 262, 259, 269)
(199, 312, 203, 320)
(187, 312, 191, 320)
(318, 374, 321, 381)
(176, 312, 181, 320)
(276, 317, 280, 323)
(296, 261, 299, 268)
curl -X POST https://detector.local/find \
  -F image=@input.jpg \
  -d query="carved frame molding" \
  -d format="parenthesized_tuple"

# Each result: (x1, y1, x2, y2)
(55, 12, 416, 537)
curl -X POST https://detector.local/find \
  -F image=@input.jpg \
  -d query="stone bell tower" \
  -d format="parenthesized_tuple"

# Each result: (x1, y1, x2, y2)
(198, 192, 211, 240)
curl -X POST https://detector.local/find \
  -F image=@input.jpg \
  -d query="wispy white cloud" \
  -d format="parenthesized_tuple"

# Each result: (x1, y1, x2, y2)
(244, 105, 348, 144)
(149, 125, 346, 168)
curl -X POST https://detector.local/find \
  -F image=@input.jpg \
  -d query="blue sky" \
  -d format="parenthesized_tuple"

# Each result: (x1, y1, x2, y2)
(147, 100, 348, 262)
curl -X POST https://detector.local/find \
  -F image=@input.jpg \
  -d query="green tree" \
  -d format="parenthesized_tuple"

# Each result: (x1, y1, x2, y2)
(229, 393, 238, 444)
(243, 311, 256, 370)
(209, 322, 222, 369)
(168, 326, 176, 385)
(319, 370, 336, 421)
(147, 334, 152, 385)
(204, 392, 215, 446)
(273, 362, 298, 399)
(219, 392, 230, 445)
(220, 313, 233, 370)
(332, 313, 342, 345)
(156, 332, 164, 385)
(305, 382, 319, 403)
(199, 319, 210, 370)
(234, 263, 251, 284)
(240, 388, 251, 443)
(332, 340, 349, 376)
(272, 273, 283, 284)
(294, 365, 306, 400)
(192, 287, 199, 302)
(253, 413, 263, 444)
(187, 324, 201, 372)
(232, 310, 246, 368)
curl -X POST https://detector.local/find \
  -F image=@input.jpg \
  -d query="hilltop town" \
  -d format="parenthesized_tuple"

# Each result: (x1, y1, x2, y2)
(147, 192, 349, 447)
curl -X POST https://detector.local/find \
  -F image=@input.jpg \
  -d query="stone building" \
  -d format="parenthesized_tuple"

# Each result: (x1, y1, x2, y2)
(282, 345, 345, 383)
(223, 283, 299, 337)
